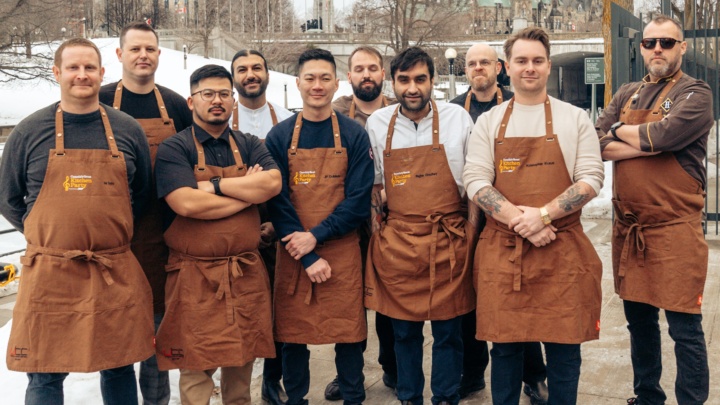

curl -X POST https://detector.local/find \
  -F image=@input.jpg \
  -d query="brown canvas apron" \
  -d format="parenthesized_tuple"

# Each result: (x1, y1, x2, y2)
(273, 112, 367, 344)
(7, 106, 154, 372)
(475, 97, 602, 344)
(232, 100, 278, 131)
(612, 70, 707, 314)
(114, 81, 176, 314)
(364, 101, 475, 322)
(156, 128, 274, 370)
(464, 87, 504, 112)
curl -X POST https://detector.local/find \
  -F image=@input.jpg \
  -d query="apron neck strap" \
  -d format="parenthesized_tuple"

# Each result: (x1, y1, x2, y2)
(497, 96, 554, 143)
(621, 69, 684, 115)
(464, 88, 504, 112)
(385, 99, 440, 153)
(290, 111, 342, 155)
(54, 105, 119, 157)
(192, 126, 246, 171)
(233, 101, 279, 130)
(113, 81, 170, 124)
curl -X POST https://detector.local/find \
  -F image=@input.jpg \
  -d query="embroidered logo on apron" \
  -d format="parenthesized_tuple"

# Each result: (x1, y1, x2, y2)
(293, 171, 316, 185)
(161, 347, 185, 361)
(661, 97, 672, 112)
(9, 346, 28, 360)
(63, 175, 93, 191)
(391, 171, 411, 186)
(498, 158, 521, 173)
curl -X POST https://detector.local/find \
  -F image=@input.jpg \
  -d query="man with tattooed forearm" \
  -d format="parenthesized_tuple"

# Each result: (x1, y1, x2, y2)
(462, 28, 604, 404)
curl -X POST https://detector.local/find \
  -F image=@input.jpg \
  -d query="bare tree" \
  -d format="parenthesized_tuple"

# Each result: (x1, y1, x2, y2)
(351, 0, 471, 53)
(0, 0, 71, 82)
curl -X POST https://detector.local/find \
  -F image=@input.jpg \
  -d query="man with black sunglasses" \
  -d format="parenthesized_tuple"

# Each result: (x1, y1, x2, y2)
(596, 15, 713, 405)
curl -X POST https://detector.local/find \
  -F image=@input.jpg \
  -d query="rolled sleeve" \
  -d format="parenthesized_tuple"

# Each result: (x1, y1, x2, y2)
(463, 112, 497, 200)
(573, 111, 605, 195)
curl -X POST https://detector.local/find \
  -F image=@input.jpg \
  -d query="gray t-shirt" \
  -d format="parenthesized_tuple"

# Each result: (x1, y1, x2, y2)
(0, 102, 152, 232)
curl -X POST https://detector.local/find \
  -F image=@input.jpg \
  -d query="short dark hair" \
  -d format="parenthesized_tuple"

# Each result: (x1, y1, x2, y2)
(189, 64, 233, 91)
(230, 49, 268, 73)
(503, 27, 550, 61)
(298, 49, 336, 75)
(647, 15, 684, 40)
(119, 22, 158, 48)
(348, 46, 383, 70)
(54, 38, 102, 68)
(390, 47, 434, 80)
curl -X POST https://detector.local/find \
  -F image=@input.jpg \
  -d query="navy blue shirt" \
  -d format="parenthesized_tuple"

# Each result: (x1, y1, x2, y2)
(155, 123, 278, 230)
(265, 112, 374, 268)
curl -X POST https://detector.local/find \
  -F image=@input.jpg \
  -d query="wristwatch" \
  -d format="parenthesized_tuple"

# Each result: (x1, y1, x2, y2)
(539, 206, 552, 226)
(610, 121, 625, 141)
(210, 176, 223, 196)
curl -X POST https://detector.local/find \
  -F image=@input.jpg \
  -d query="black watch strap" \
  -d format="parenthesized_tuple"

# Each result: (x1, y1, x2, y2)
(210, 176, 223, 196)
(610, 121, 624, 140)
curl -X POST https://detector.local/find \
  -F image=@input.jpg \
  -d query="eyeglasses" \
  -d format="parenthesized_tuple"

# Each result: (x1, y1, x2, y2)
(467, 59, 497, 69)
(640, 38, 682, 50)
(191, 89, 233, 101)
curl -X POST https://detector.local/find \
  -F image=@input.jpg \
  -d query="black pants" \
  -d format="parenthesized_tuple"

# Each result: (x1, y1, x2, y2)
(623, 300, 709, 405)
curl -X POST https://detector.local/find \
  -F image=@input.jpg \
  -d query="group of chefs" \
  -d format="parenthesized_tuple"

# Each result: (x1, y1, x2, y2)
(0, 14, 712, 405)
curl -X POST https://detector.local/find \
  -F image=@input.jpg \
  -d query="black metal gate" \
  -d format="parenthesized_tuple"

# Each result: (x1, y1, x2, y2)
(611, 0, 720, 234)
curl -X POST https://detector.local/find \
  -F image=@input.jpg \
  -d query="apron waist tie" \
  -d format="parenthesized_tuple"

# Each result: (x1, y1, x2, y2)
(286, 257, 315, 305)
(172, 250, 259, 324)
(424, 212, 466, 318)
(617, 211, 701, 276)
(486, 217, 580, 292)
(23, 243, 130, 286)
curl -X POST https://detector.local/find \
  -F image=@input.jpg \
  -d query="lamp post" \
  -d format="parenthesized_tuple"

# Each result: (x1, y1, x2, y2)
(61, 27, 66, 40)
(183, 45, 188, 70)
(445, 47, 457, 100)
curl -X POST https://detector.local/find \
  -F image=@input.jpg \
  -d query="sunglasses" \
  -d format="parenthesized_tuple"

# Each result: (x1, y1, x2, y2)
(640, 38, 682, 50)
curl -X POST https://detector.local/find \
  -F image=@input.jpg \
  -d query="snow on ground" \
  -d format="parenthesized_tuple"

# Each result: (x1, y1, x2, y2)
(0, 38, 356, 126)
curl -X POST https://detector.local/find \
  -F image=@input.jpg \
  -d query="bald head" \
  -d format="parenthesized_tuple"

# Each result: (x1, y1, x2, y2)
(466, 43, 498, 62)
(465, 43, 502, 94)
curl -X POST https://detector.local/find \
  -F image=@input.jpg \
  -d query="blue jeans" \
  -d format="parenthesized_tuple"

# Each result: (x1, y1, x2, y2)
(491, 342, 580, 405)
(282, 342, 365, 405)
(26, 364, 138, 405)
(391, 316, 463, 405)
(623, 300, 709, 405)
(139, 313, 169, 405)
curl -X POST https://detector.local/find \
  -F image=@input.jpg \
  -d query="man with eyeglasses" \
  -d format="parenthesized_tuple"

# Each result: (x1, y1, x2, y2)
(230, 48, 293, 405)
(450, 43, 549, 404)
(595, 15, 713, 405)
(99, 22, 192, 405)
(154, 64, 281, 404)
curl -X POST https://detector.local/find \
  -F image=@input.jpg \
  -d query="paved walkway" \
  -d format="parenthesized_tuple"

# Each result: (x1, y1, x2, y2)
(1, 218, 718, 404)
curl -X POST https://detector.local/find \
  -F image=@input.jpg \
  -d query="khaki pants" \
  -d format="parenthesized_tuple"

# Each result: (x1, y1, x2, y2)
(179, 361, 254, 405)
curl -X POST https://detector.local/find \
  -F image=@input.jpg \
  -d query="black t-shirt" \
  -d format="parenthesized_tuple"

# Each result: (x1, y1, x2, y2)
(450, 87, 514, 123)
(99, 82, 193, 133)
(155, 123, 278, 230)
(0, 103, 152, 232)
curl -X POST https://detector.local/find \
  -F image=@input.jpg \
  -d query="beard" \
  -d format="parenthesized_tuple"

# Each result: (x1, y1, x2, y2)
(471, 74, 497, 92)
(353, 80, 383, 102)
(236, 78, 268, 99)
(399, 91, 431, 113)
(647, 57, 681, 79)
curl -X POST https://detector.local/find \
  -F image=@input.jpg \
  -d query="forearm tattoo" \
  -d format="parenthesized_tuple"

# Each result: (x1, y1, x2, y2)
(557, 184, 590, 212)
(475, 187, 507, 215)
(369, 187, 384, 233)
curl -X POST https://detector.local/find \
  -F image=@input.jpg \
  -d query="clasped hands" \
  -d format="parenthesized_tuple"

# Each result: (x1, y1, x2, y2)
(282, 231, 332, 284)
(507, 205, 557, 248)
